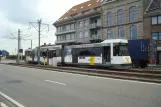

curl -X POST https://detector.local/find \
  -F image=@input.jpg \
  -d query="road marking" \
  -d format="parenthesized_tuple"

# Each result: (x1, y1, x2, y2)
(0, 102, 8, 107)
(45, 80, 67, 86)
(47, 70, 161, 86)
(89, 76, 161, 86)
(0, 92, 25, 107)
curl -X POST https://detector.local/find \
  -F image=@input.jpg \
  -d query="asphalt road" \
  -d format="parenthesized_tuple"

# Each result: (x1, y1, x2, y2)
(0, 64, 161, 107)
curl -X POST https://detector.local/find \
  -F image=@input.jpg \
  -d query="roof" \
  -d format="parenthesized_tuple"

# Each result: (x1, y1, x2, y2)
(101, 39, 128, 44)
(54, 0, 104, 25)
(65, 39, 128, 48)
(145, 0, 161, 12)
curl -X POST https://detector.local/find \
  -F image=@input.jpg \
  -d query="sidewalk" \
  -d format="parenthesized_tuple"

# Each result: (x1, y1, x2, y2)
(0, 59, 24, 64)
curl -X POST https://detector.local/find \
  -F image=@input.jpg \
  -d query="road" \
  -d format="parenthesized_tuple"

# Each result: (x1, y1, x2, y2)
(0, 64, 161, 107)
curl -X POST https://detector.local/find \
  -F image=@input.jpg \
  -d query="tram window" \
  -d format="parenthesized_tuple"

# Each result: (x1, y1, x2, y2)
(113, 46, 120, 56)
(93, 47, 102, 56)
(41, 52, 47, 56)
(113, 45, 129, 56)
(65, 48, 72, 56)
(79, 48, 95, 56)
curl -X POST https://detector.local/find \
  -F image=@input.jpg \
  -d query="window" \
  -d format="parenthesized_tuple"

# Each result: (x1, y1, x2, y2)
(62, 26, 66, 31)
(66, 25, 70, 30)
(107, 12, 113, 26)
(79, 21, 83, 28)
(66, 34, 70, 40)
(107, 29, 113, 39)
(71, 33, 75, 40)
(60, 36, 62, 41)
(118, 27, 124, 38)
(94, 19, 97, 24)
(71, 24, 75, 29)
(129, 6, 136, 23)
(79, 48, 96, 56)
(152, 17, 158, 24)
(62, 35, 66, 40)
(113, 44, 129, 56)
(158, 16, 161, 24)
(78, 32, 83, 38)
(65, 48, 72, 56)
(57, 36, 60, 41)
(152, 16, 161, 25)
(152, 32, 161, 40)
(95, 30, 98, 35)
(117, 9, 124, 25)
(79, 47, 102, 56)
(130, 25, 137, 40)
(84, 20, 88, 26)
(57, 27, 61, 32)
(84, 31, 89, 38)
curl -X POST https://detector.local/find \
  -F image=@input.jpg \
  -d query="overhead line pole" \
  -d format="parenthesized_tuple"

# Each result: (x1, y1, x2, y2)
(31, 40, 32, 49)
(38, 19, 41, 64)
(29, 19, 49, 64)
(17, 29, 20, 64)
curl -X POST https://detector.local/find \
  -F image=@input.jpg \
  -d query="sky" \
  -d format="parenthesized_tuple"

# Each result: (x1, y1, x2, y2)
(0, 0, 87, 55)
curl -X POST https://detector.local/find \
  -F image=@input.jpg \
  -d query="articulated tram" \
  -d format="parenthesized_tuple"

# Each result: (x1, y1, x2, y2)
(25, 39, 131, 67)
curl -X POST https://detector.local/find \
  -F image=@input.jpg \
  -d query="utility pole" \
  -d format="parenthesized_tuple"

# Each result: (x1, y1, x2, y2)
(29, 19, 49, 64)
(31, 40, 32, 49)
(17, 29, 20, 64)
(38, 19, 41, 64)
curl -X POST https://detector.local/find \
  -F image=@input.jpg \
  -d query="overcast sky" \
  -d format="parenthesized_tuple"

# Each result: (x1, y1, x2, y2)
(0, 0, 86, 54)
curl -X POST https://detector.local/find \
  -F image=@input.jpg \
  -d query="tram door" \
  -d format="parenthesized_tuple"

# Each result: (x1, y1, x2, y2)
(103, 46, 111, 64)
(72, 49, 78, 63)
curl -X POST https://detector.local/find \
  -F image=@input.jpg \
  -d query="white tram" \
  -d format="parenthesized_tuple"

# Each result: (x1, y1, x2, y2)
(25, 49, 33, 63)
(25, 39, 131, 67)
(64, 39, 131, 67)
(25, 45, 62, 65)
(39, 45, 62, 65)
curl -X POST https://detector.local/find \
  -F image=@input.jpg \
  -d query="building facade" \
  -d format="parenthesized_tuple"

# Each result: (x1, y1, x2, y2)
(102, 0, 144, 40)
(53, 0, 161, 64)
(53, 0, 104, 45)
(143, 0, 161, 64)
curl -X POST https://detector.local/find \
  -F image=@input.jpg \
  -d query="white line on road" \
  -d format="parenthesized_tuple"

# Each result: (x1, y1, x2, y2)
(0, 102, 8, 107)
(89, 76, 161, 86)
(0, 92, 25, 107)
(45, 80, 67, 86)
(47, 70, 161, 86)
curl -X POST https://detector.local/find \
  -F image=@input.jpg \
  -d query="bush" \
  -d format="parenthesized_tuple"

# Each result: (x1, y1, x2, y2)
(6, 55, 17, 59)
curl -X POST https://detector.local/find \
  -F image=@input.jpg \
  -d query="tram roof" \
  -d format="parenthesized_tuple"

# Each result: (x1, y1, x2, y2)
(66, 39, 128, 48)
(25, 49, 33, 52)
(101, 39, 128, 44)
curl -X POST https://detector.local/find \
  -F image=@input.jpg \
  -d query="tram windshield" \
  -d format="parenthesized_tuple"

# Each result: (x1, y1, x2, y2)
(113, 43, 129, 56)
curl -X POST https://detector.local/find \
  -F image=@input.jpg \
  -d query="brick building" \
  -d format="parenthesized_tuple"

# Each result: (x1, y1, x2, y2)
(144, 0, 161, 64)
(102, 0, 144, 40)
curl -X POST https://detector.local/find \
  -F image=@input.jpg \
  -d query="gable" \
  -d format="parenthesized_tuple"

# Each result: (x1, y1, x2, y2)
(146, 0, 161, 12)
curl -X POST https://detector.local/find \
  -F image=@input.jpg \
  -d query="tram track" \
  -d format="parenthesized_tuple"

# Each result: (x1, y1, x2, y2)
(3, 63, 161, 83)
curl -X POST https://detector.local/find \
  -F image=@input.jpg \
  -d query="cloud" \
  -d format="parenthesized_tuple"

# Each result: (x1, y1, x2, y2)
(0, 0, 87, 54)
(0, 0, 40, 25)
